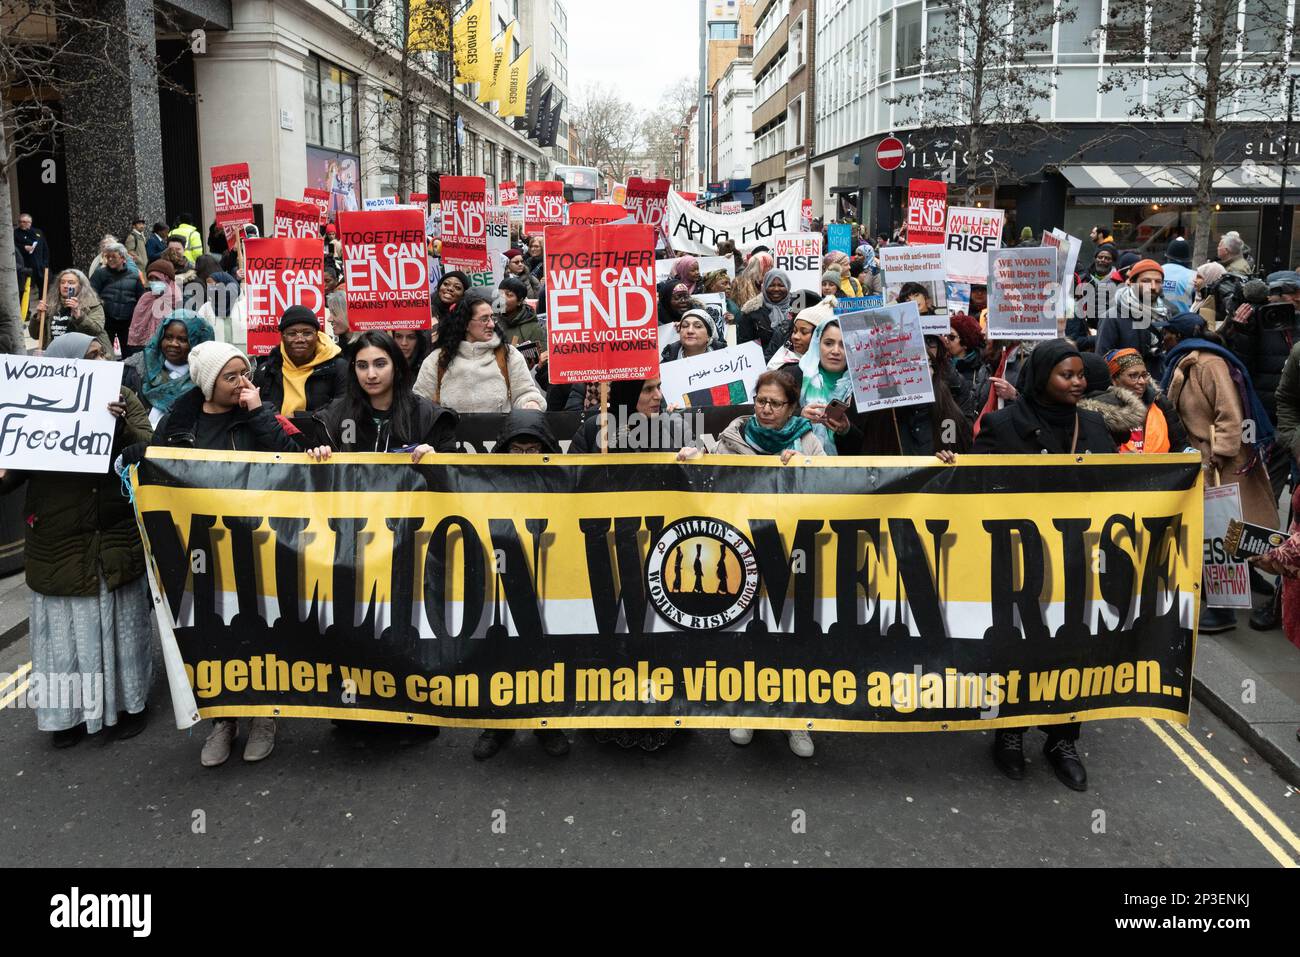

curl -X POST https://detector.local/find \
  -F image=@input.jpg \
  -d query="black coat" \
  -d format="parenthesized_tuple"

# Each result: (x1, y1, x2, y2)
(90, 264, 143, 325)
(973, 401, 1115, 454)
(307, 395, 460, 453)
(150, 387, 299, 453)
(1220, 308, 1297, 425)
(252, 348, 349, 415)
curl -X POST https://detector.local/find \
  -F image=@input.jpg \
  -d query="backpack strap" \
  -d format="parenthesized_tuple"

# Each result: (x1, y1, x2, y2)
(495, 346, 513, 405)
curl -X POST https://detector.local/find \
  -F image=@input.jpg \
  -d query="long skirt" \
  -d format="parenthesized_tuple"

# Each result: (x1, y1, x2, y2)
(29, 574, 153, 734)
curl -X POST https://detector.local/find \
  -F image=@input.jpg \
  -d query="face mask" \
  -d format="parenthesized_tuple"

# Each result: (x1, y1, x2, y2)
(149, 281, 166, 296)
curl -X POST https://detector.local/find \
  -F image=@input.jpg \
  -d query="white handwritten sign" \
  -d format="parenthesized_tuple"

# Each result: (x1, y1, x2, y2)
(659, 341, 765, 408)
(837, 301, 935, 414)
(878, 245, 949, 334)
(0, 356, 124, 473)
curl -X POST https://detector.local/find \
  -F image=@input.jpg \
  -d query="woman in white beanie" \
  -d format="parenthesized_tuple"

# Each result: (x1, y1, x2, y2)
(147, 340, 298, 767)
(413, 293, 544, 414)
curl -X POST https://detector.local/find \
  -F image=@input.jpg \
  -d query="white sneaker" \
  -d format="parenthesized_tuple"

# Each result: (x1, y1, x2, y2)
(243, 717, 277, 762)
(729, 727, 754, 746)
(787, 729, 814, 758)
(201, 719, 237, 767)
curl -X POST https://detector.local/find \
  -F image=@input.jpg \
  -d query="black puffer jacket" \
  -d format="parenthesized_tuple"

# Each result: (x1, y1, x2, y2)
(1219, 307, 1297, 425)
(150, 386, 299, 452)
(90, 264, 143, 326)
(252, 348, 349, 415)
(308, 394, 460, 453)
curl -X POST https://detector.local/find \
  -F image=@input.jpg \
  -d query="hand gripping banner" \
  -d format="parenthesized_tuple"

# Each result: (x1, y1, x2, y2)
(131, 451, 1202, 733)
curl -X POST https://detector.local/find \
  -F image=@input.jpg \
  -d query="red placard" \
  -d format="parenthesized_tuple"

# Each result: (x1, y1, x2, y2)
(211, 163, 253, 234)
(274, 198, 322, 239)
(409, 192, 429, 205)
(438, 175, 488, 269)
(499, 181, 519, 206)
(567, 202, 629, 226)
(906, 179, 948, 246)
(800, 198, 813, 231)
(625, 177, 671, 230)
(524, 181, 564, 234)
(243, 238, 325, 356)
(303, 187, 331, 225)
(337, 209, 431, 331)
(544, 223, 659, 384)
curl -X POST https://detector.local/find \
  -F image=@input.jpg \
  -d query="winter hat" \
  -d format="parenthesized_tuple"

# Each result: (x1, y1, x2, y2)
(1164, 312, 1206, 340)
(1116, 251, 1141, 274)
(188, 341, 249, 400)
(699, 268, 729, 291)
(505, 247, 525, 260)
(948, 312, 985, 351)
(279, 304, 320, 332)
(821, 269, 843, 286)
(1020, 226, 1034, 241)
(678, 307, 718, 341)
(1126, 259, 1164, 281)
(499, 276, 529, 299)
(439, 270, 471, 292)
(146, 259, 175, 282)
(1165, 238, 1192, 267)
(324, 224, 337, 236)
(794, 295, 838, 329)
(1104, 347, 1146, 378)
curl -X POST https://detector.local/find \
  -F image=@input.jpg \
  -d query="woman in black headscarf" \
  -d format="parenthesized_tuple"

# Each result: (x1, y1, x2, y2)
(568, 376, 673, 454)
(969, 339, 1114, 793)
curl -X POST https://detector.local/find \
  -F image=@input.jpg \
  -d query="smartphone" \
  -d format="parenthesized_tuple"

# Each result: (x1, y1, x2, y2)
(825, 398, 850, 428)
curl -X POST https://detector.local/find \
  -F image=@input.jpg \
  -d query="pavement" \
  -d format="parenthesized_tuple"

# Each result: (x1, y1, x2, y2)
(1, 570, 1298, 867)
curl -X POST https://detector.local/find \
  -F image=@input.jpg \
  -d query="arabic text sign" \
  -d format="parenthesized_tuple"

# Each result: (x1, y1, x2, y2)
(771, 232, 824, 293)
(987, 247, 1059, 341)
(0, 356, 124, 473)
(244, 238, 325, 356)
(879, 245, 949, 334)
(944, 206, 1004, 284)
(837, 301, 936, 414)
(658, 341, 765, 408)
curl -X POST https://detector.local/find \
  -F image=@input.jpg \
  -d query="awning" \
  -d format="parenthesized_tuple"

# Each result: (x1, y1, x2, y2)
(1060, 164, 1300, 206)
(829, 185, 861, 195)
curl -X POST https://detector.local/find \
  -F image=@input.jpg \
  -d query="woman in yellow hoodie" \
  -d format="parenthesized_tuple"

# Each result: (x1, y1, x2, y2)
(251, 305, 350, 416)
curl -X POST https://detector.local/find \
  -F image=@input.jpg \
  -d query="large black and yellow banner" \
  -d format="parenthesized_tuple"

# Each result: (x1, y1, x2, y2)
(132, 450, 1203, 732)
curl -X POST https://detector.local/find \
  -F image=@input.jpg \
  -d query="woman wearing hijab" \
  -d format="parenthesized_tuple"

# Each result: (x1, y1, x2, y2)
(657, 281, 701, 329)
(1160, 311, 1279, 633)
(669, 255, 701, 294)
(568, 376, 671, 454)
(823, 251, 863, 297)
(738, 268, 793, 358)
(123, 309, 215, 427)
(0, 333, 155, 747)
(661, 308, 725, 362)
(731, 251, 773, 306)
(196, 269, 247, 352)
(1078, 347, 1190, 453)
(1191, 262, 1228, 329)
(792, 309, 855, 454)
(970, 339, 1114, 791)
(855, 243, 882, 295)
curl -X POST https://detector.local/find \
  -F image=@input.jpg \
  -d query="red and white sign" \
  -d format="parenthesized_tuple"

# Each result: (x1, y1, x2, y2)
(944, 206, 1005, 284)
(800, 198, 813, 231)
(876, 137, 905, 171)
(409, 192, 429, 206)
(211, 163, 253, 237)
(544, 223, 659, 384)
(498, 181, 519, 206)
(337, 209, 431, 331)
(303, 187, 331, 225)
(243, 238, 324, 356)
(625, 177, 671, 230)
(906, 179, 948, 246)
(274, 198, 322, 239)
(524, 181, 565, 234)
(567, 202, 630, 226)
(771, 232, 824, 294)
(438, 175, 488, 270)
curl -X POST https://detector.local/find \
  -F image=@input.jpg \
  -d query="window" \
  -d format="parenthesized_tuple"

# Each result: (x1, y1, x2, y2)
(1150, 0, 1196, 61)
(709, 21, 739, 40)
(335, 0, 373, 24)
(786, 94, 804, 149)
(1017, 0, 1056, 64)
(925, 4, 956, 73)
(877, 12, 893, 83)
(1245, 0, 1290, 58)
(304, 54, 359, 153)
(1057, 0, 1102, 64)
(428, 115, 449, 174)
(378, 89, 400, 195)
(895, 3, 922, 77)
(1105, 0, 1146, 63)
(790, 13, 806, 70)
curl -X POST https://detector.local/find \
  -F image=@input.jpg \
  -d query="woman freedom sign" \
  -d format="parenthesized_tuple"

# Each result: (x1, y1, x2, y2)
(544, 223, 659, 383)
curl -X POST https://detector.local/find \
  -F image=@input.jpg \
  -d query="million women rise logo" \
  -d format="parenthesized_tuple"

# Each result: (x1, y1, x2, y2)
(646, 518, 760, 630)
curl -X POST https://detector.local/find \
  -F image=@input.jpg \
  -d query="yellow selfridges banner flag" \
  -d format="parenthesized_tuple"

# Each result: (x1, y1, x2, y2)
(477, 22, 515, 105)
(499, 46, 531, 118)
(407, 0, 450, 52)
(132, 450, 1202, 732)
(453, 0, 492, 84)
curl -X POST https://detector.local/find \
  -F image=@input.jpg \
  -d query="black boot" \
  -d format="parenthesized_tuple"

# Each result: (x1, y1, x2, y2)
(992, 729, 1026, 780)
(472, 728, 513, 760)
(1249, 586, 1281, 631)
(51, 725, 86, 749)
(115, 709, 148, 740)
(1199, 605, 1237, 634)
(1044, 736, 1088, 792)
(534, 728, 570, 757)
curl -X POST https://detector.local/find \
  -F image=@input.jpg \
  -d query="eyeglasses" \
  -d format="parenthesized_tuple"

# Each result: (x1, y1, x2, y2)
(469, 314, 495, 325)
(1127, 370, 1151, 381)
(943, 333, 959, 341)
(754, 398, 789, 410)
(283, 329, 317, 341)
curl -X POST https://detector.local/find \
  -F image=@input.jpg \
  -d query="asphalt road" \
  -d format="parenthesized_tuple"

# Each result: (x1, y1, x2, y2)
(1, 636, 1297, 867)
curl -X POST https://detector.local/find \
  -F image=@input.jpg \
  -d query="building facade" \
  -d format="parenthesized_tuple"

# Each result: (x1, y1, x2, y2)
(812, 0, 1300, 266)
(749, 0, 815, 203)
(7, 0, 559, 267)
(716, 58, 755, 184)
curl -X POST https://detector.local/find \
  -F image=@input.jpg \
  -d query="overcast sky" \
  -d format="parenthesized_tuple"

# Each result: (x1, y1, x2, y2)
(566, 0, 699, 115)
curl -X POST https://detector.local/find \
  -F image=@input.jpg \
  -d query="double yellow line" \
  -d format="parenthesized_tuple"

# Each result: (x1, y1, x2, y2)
(0, 661, 31, 709)
(1144, 718, 1300, 868)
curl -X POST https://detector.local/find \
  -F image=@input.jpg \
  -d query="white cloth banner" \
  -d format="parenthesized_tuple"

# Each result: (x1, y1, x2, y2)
(0, 356, 124, 473)
(666, 180, 805, 255)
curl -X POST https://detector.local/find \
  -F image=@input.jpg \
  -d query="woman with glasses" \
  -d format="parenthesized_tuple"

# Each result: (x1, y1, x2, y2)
(1078, 348, 1189, 453)
(413, 291, 544, 414)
